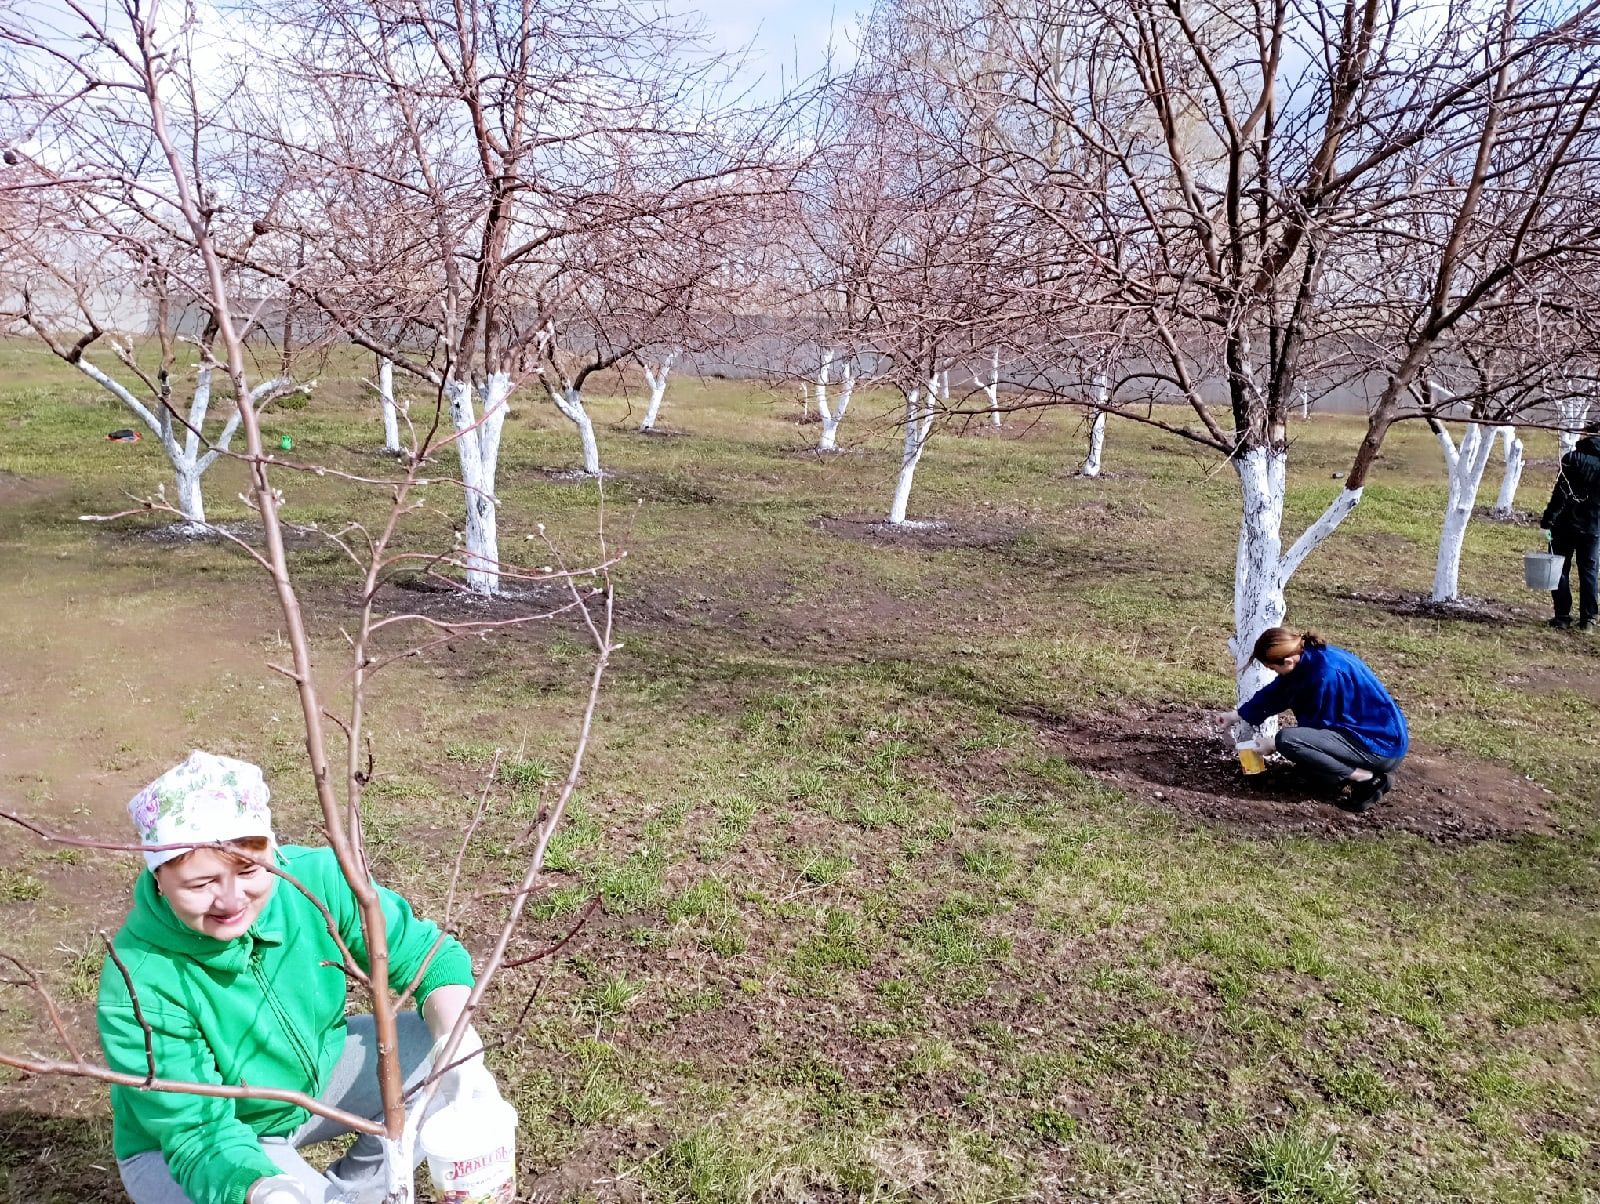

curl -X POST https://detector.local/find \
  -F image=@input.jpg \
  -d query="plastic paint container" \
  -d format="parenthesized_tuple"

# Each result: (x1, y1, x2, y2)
(1235, 741, 1267, 775)
(419, 1093, 518, 1203)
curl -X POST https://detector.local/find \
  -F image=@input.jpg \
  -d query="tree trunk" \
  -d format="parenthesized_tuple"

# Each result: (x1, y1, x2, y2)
(639, 352, 675, 432)
(174, 459, 206, 527)
(379, 356, 400, 453)
(818, 361, 853, 452)
(984, 348, 1001, 428)
(1232, 447, 1289, 715)
(1080, 373, 1109, 477)
(446, 374, 507, 594)
(551, 384, 600, 475)
(1431, 421, 1498, 603)
(1557, 397, 1589, 454)
(888, 381, 936, 525)
(1490, 425, 1524, 518)
(1230, 446, 1365, 717)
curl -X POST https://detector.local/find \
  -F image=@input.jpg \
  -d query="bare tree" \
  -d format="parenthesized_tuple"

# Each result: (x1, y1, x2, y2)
(0, 4, 618, 1200)
(236, 0, 784, 588)
(886, 0, 1600, 703)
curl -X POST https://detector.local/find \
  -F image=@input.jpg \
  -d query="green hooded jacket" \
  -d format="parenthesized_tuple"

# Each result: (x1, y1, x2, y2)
(96, 845, 474, 1204)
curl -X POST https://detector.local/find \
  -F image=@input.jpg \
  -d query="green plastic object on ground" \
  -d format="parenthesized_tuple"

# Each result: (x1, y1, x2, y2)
(279, 435, 293, 451)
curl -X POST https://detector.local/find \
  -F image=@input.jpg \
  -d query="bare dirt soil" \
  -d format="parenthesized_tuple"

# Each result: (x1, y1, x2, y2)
(1337, 588, 1534, 625)
(813, 512, 1015, 550)
(1028, 706, 1557, 842)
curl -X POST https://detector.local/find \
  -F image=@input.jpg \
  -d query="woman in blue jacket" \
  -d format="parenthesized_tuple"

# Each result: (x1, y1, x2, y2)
(1235, 628, 1408, 813)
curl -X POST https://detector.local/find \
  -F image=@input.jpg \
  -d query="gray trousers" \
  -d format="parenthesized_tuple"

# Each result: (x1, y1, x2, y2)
(1275, 727, 1402, 791)
(118, 1012, 434, 1204)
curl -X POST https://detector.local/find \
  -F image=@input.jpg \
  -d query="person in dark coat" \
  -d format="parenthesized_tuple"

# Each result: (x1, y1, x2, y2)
(1540, 419, 1600, 631)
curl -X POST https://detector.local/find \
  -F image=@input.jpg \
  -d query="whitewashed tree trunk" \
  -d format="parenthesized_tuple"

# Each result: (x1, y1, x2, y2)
(1430, 420, 1499, 602)
(446, 372, 510, 594)
(983, 348, 1001, 428)
(174, 462, 206, 526)
(639, 352, 676, 432)
(1230, 446, 1365, 719)
(1490, 425, 1524, 518)
(887, 379, 937, 525)
(1557, 395, 1590, 454)
(378, 355, 401, 454)
(1080, 373, 1109, 477)
(549, 383, 601, 475)
(70, 354, 284, 528)
(938, 369, 950, 405)
(818, 361, 854, 452)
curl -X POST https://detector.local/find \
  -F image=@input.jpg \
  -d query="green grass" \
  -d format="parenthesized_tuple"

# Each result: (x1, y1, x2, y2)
(1, 336, 1598, 1201)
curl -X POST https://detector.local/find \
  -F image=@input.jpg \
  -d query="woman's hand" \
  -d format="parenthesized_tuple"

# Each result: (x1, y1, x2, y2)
(423, 984, 501, 1103)
(248, 1175, 317, 1204)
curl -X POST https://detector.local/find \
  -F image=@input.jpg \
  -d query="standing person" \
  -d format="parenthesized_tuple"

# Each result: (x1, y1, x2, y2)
(1234, 629, 1409, 814)
(1540, 419, 1600, 630)
(98, 751, 501, 1204)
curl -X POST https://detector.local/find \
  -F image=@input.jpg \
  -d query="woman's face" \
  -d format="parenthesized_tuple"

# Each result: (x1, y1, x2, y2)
(1268, 652, 1302, 676)
(156, 847, 275, 940)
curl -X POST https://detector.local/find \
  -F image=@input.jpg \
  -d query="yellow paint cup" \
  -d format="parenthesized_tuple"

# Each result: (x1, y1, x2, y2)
(1236, 742, 1267, 775)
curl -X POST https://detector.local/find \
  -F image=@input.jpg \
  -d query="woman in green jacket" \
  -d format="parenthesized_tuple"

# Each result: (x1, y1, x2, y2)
(98, 751, 498, 1204)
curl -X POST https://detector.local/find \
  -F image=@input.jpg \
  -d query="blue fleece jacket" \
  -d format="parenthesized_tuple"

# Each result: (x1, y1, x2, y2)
(1239, 644, 1408, 760)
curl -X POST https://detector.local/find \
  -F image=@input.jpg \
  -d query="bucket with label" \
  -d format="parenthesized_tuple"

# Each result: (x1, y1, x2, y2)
(1235, 740, 1267, 775)
(420, 1092, 517, 1203)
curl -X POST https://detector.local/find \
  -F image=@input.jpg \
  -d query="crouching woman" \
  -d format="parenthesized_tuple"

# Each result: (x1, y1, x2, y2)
(99, 751, 499, 1204)
(1235, 629, 1408, 814)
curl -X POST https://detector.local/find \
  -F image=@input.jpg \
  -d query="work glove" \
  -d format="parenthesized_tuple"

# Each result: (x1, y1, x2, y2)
(249, 1176, 319, 1204)
(436, 1024, 501, 1103)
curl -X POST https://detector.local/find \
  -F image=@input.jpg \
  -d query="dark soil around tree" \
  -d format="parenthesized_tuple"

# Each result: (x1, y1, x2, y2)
(1336, 588, 1534, 625)
(1026, 706, 1556, 843)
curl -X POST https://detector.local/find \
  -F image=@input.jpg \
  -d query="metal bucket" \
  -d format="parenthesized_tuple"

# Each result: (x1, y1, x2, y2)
(1524, 550, 1563, 591)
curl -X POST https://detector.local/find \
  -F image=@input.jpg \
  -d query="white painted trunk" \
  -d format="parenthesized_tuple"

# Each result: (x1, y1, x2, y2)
(984, 348, 1001, 428)
(818, 361, 854, 452)
(1431, 421, 1497, 603)
(379, 356, 400, 453)
(1232, 448, 1290, 715)
(816, 350, 833, 415)
(887, 381, 936, 525)
(1491, 425, 1524, 518)
(446, 374, 507, 594)
(174, 461, 205, 526)
(638, 352, 675, 431)
(69, 355, 260, 528)
(550, 383, 600, 475)
(1080, 374, 1109, 477)
(1557, 397, 1589, 455)
(378, 1132, 414, 1203)
(1230, 446, 1365, 718)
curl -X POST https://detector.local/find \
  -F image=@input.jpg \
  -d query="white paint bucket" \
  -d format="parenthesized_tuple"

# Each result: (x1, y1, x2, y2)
(1524, 550, 1563, 591)
(420, 1093, 517, 1203)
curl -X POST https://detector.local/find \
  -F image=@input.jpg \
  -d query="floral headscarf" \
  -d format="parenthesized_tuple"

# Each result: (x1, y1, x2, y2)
(127, 751, 274, 871)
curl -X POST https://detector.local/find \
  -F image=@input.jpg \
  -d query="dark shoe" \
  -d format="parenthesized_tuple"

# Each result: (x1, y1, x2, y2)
(1336, 772, 1389, 815)
(1549, 616, 1573, 629)
(1580, 620, 1595, 632)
